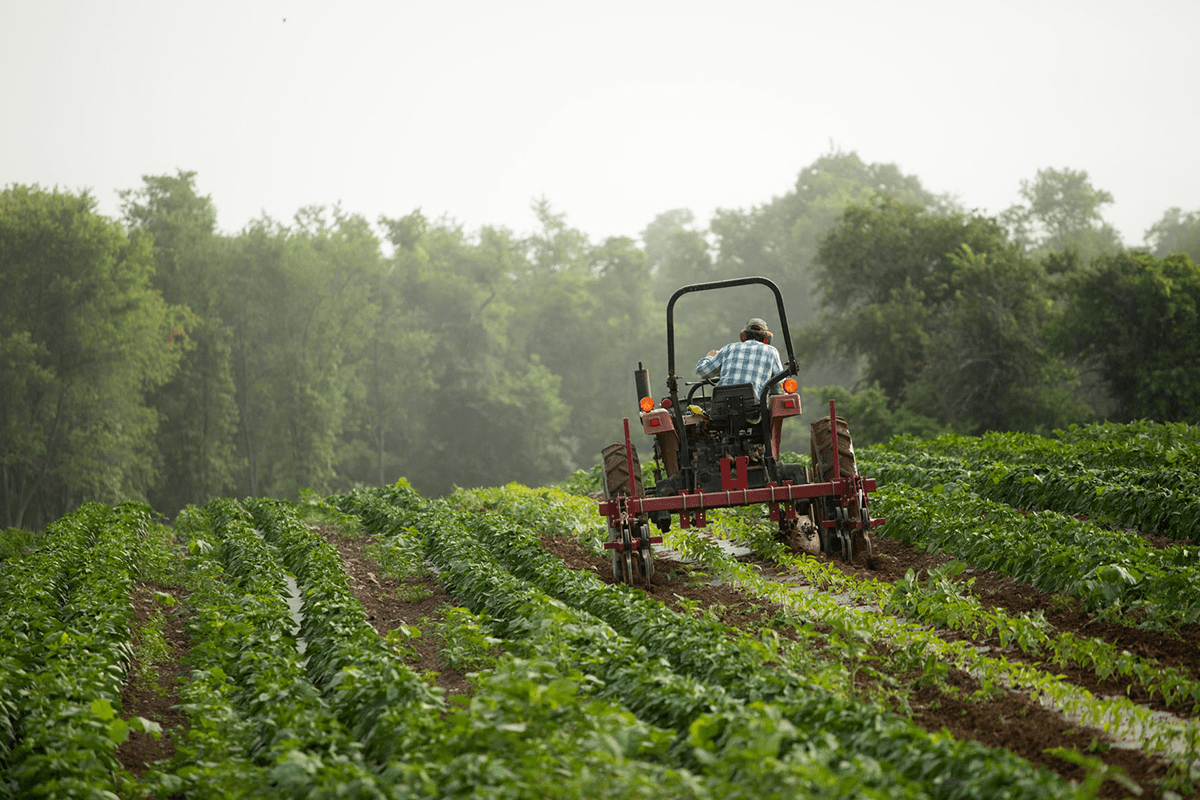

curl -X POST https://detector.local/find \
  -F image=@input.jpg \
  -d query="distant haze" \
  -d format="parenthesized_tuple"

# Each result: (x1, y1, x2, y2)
(3, 0, 1198, 245)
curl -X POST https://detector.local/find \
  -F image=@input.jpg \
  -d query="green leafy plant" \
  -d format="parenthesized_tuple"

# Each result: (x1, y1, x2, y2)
(433, 606, 502, 672)
(131, 608, 172, 697)
(385, 624, 422, 663)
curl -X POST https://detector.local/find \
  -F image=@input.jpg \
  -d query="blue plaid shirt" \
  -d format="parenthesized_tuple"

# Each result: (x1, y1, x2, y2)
(696, 340, 785, 400)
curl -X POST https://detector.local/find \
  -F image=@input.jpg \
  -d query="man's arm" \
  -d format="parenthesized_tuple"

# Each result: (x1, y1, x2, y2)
(769, 348, 785, 394)
(696, 348, 723, 378)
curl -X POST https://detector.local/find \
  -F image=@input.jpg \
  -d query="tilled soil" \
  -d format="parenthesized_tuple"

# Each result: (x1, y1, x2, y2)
(316, 527, 473, 697)
(115, 585, 191, 776)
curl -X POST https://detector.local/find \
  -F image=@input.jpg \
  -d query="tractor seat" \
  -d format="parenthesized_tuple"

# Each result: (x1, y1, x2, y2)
(709, 382, 759, 424)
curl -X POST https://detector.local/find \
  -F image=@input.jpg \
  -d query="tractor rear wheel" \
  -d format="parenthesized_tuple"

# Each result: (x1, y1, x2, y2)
(601, 442, 643, 498)
(810, 414, 855, 483)
(810, 414, 873, 565)
(602, 442, 643, 585)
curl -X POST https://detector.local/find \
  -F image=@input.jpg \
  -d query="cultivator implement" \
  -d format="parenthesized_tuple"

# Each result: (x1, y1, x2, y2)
(599, 400, 885, 586)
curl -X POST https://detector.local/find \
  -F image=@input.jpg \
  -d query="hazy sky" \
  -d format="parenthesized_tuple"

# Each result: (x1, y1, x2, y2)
(3, 0, 1197, 247)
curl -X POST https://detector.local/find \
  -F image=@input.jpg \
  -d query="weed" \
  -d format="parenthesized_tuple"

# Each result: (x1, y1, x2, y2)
(131, 608, 172, 697)
(393, 583, 435, 602)
(385, 624, 422, 662)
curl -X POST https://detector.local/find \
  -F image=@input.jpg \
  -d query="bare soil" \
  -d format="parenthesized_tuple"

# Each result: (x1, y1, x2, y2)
(314, 526, 473, 697)
(115, 585, 191, 777)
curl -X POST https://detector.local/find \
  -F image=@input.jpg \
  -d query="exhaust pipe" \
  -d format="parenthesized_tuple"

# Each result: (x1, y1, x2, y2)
(635, 362, 652, 405)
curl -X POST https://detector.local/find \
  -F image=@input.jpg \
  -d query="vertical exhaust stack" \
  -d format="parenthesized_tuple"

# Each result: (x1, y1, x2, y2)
(634, 363, 652, 406)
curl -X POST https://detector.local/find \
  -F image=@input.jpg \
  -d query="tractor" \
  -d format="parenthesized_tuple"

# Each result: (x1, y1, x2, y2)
(598, 276, 884, 586)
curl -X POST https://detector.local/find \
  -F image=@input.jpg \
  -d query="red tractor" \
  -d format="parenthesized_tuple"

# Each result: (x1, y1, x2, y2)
(598, 276, 884, 585)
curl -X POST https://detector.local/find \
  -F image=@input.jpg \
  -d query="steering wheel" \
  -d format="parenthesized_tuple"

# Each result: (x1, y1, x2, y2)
(686, 376, 719, 404)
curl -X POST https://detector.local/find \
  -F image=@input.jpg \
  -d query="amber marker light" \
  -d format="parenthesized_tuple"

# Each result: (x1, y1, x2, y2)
(639, 396, 655, 412)
(782, 378, 799, 394)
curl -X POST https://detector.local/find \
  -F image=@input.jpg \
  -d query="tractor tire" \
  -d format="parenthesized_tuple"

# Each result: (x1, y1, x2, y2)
(601, 442, 643, 498)
(809, 414, 855, 483)
(602, 442, 644, 586)
(810, 414, 874, 565)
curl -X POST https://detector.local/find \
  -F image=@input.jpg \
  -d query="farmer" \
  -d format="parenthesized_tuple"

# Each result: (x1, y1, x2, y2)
(695, 317, 784, 401)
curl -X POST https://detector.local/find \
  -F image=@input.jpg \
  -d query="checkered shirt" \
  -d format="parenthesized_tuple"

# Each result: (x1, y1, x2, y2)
(695, 339, 785, 400)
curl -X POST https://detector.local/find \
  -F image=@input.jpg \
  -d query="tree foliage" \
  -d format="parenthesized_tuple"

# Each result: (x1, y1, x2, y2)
(5, 157, 1194, 524)
(1058, 251, 1200, 423)
(121, 171, 240, 516)
(816, 199, 1086, 434)
(1001, 167, 1122, 261)
(222, 208, 379, 498)
(0, 186, 184, 528)
(1144, 207, 1200, 263)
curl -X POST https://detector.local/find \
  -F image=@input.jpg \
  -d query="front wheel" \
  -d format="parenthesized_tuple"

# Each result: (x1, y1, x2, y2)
(810, 415, 872, 566)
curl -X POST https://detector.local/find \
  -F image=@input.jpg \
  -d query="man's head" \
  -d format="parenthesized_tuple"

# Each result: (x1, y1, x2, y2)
(740, 318, 772, 344)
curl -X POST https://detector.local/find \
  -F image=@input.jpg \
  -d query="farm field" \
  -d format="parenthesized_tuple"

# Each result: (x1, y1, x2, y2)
(2, 421, 1199, 799)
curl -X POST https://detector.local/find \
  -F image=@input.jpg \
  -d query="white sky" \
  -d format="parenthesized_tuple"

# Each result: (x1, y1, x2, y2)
(3, 0, 1198, 247)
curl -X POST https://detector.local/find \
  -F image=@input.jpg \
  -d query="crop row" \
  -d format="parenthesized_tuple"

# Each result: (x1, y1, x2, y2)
(859, 452, 1200, 627)
(344, 485, 947, 797)
(329, 483, 734, 797)
(259, 485, 711, 798)
(864, 441, 1200, 546)
(911, 422, 1200, 475)
(701, 497, 1200, 717)
(475, 481, 1200, 713)
(0, 503, 157, 799)
(244, 497, 447, 766)
(470, 483, 1200, 769)
(157, 498, 387, 797)
(653, 511, 1200, 780)
(410, 487, 1086, 800)
(803, 551, 1200, 713)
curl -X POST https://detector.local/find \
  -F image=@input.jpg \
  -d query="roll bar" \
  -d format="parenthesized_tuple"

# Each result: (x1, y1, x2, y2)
(663, 276, 800, 488)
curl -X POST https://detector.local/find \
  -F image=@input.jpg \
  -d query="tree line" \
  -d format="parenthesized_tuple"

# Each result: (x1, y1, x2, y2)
(3, 152, 1199, 529)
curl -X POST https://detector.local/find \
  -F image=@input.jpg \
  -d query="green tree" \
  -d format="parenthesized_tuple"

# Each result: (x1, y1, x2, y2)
(223, 207, 379, 498)
(394, 217, 570, 494)
(712, 150, 941, 320)
(508, 208, 647, 474)
(0, 186, 184, 528)
(816, 199, 1085, 433)
(800, 384, 943, 450)
(903, 245, 1086, 432)
(641, 209, 715, 302)
(1144, 207, 1200, 263)
(575, 235, 662, 461)
(525, 198, 590, 274)
(1001, 167, 1122, 262)
(344, 210, 439, 487)
(703, 150, 943, 391)
(1058, 251, 1200, 423)
(120, 170, 240, 516)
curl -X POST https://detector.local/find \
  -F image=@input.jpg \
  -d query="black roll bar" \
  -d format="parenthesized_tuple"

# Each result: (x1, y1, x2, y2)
(663, 276, 800, 488)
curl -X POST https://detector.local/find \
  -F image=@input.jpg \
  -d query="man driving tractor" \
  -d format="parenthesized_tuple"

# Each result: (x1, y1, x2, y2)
(695, 317, 785, 400)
